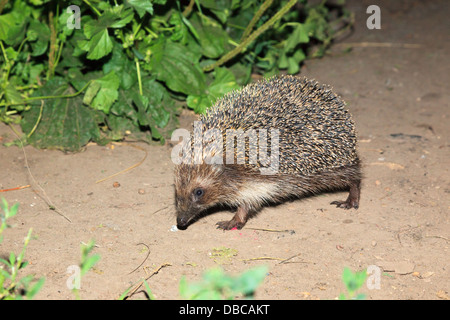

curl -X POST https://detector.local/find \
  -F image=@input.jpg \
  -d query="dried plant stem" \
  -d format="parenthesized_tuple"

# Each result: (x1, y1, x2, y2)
(95, 143, 148, 184)
(182, 0, 195, 17)
(0, 185, 31, 193)
(240, 0, 273, 41)
(8, 126, 72, 222)
(47, 11, 57, 80)
(0, 0, 8, 14)
(122, 263, 171, 299)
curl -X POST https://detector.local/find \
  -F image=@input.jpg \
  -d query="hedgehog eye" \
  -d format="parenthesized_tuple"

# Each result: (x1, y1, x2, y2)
(193, 188, 204, 199)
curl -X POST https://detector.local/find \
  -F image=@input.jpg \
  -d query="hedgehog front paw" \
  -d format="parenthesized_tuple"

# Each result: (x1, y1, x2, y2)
(216, 220, 244, 230)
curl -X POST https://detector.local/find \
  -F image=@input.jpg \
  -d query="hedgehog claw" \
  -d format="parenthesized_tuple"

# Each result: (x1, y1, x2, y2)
(330, 200, 359, 209)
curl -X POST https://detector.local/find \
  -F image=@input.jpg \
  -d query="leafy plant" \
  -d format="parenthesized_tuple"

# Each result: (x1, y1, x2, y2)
(0, 0, 352, 151)
(179, 265, 268, 299)
(71, 239, 100, 300)
(80, 240, 100, 278)
(119, 278, 155, 300)
(339, 267, 367, 300)
(0, 198, 45, 300)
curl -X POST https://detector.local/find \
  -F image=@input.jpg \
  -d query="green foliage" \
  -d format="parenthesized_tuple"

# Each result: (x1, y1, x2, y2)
(0, 198, 45, 300)
(72, 240, 100, 300)
(339, 267, 367, 300)
(179, 265, 268, 299)
(80, 240, 100, 277)
(21, 77, 104, 151)
(0, 0, 352, 151)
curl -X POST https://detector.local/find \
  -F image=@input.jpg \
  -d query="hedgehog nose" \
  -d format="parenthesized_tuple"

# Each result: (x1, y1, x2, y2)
(176, 216, 188, 230)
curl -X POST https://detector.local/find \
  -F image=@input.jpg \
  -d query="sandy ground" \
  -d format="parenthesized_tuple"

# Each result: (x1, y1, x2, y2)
(0, 0, 448, 300)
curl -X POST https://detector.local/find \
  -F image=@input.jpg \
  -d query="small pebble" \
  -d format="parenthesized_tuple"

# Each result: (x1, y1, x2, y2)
(170, 225, 178, 232)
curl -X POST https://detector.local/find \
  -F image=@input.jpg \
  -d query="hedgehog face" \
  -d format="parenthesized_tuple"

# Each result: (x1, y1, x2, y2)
(174, 163, 226, 229)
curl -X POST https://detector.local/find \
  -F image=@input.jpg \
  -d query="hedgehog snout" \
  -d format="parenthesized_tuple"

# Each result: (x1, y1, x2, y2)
(175, 201, 192, 229)
(175, 195, 197, 229)
(176, 214, 190, 230)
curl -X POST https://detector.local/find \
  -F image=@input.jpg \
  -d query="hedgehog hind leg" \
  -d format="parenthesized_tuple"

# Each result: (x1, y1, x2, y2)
(330, 179, 361, 209)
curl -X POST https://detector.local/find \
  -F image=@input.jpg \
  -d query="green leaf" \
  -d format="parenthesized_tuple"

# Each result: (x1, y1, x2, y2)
(29, 63, 45, 84)
(4, 47, 18, 61)
(287, 49, 305, 74)
(228, 62, 252, 86)
(355, 293, 367, 300)
(103, 42, 137, 90)
(277, 52, 289, 69)
(131, 91, 150, 126)
(149, 40, 206, 96)
(198, 0, 232, 23)
(0, 258, 11, 268)
(0, 13, 27, 46)
(105, 115, 138, 140)
(0, 14, 15, 41)
(305, 7, 330, 42)
(179, 266, 267, 300)
(203, 267, 230, 287)
(27, 20, 50, 56)
(108, 7, 134, 29)
(108, 77, 178, 141)
(127, 0, 154, 18)
(278, 49, 305, 75)
(284, 23, 309, 52)
(5, 202, 19, 219)
(85, 71, 120, 114)
(186, 95, 211, 114)
(142, 280, 155, 300)
(21, 77, 103, 152)
(232, 265, 268, 296)
(169, 12, 190, 44)
(82, 7, 133, 60)
(28, 0, 49, 5)
(83, 81, 101, 106)
(342, 267, 367, 294)
(187, 68, 239, 113)
(86, 29, 113, 60)
(80, 240, 100, 276)
(4, 83, 24, 105)
(141, 77, 177, 136)
(58, 11, 76, 39)
(208, 67, 240, 94)
(80, 254, 100, 276)
(25, 277, 45, 300)
(189, 13, 229, 59)
(9, 252, 16, 267)
(179, 275, 188, 298)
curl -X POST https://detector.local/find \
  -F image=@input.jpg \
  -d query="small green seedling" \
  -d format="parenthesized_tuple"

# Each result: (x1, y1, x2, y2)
(71, 240, 100, 300)
(0, 198, 45, 300)
(339, 267, 367, 300)
(179, 265, 268, 300)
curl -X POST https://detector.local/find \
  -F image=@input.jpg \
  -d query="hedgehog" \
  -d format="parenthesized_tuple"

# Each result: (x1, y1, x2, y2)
(173, 75, 361, 230)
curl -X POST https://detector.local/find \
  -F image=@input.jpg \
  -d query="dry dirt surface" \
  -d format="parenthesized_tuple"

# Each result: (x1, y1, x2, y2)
(0, 0, 448, 300)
